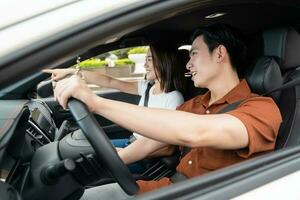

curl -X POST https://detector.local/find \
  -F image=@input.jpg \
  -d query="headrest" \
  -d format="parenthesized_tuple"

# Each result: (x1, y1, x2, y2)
(245, 56, 283, 102)
(263, 27, 300, 70)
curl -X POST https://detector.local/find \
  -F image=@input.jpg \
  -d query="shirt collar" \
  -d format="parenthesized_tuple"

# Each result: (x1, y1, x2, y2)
(195, 79, 252, 108)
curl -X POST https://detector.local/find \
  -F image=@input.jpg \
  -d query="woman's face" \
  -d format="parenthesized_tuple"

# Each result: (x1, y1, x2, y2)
(144, 50, 157, 81)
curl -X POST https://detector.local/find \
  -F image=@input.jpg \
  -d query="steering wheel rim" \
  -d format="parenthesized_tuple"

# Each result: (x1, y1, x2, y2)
(67, 98, 139, 195)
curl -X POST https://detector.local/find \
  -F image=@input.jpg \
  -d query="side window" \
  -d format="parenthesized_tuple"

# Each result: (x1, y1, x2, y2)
(79, 46, 148, 92)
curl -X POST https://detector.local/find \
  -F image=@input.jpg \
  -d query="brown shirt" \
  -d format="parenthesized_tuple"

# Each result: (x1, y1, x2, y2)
(137, 79, 282, 193)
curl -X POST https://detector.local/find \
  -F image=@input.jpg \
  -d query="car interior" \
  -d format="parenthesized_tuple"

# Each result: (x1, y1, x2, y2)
(1, 1, 300, 199)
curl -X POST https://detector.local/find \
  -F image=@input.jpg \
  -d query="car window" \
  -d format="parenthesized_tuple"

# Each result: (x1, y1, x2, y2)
(80, 46, 148, 92)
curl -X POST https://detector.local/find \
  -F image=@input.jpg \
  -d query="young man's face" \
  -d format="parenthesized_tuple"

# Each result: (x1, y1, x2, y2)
(186, 36, 220, 88)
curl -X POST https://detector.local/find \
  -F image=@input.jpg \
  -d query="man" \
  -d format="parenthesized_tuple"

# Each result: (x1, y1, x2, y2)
(53, 24, 282, 199)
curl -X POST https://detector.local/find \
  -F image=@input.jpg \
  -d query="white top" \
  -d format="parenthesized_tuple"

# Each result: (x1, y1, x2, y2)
(133, 80, 184, 138)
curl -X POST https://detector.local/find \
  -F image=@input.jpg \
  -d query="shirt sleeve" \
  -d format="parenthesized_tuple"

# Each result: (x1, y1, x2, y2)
(137, 80, 148, 96)
(227, 97, 282, 158)
(165, 91, 184, 110)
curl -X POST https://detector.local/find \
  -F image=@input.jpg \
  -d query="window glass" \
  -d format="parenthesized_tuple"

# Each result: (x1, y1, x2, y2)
(79, 46, 148, 92)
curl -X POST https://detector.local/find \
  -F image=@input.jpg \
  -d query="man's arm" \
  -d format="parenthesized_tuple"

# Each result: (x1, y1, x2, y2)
(54, 76, 249, 149)
(118, 137, 174, 164)
(44, 68, 138, 95)
(92, 96, 249, 149)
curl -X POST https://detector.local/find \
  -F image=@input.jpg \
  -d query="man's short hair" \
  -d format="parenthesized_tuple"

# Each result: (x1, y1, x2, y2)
(192, 24, 247, 72)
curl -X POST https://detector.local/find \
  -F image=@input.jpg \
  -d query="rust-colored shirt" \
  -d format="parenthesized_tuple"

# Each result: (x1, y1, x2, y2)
(137, 79, 282, 193)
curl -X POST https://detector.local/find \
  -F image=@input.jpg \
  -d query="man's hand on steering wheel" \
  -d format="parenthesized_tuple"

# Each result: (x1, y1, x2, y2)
(54, 75, 96, 111)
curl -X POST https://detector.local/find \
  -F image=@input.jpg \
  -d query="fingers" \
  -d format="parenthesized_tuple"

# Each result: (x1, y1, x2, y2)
(54, 78, 71, 109)
(42, 69, 62, 81)
(42, 69, 59, 81)
(51, 73, 60, 81)
(53, 75, 96, 112)
(42, 69, 54, 74)
(54, 75, 84, 110)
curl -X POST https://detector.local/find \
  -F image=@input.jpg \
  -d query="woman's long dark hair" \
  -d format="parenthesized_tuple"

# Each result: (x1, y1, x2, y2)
(150, 43, 186, 93)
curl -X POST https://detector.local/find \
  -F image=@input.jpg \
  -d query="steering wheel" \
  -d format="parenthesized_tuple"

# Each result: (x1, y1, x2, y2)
(67, 99, 139, 195)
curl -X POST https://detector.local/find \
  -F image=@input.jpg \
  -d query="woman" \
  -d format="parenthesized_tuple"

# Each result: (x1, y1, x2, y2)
(44, 43, 186, 173)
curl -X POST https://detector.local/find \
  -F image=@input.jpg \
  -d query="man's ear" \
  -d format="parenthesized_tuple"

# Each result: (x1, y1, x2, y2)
(215, 45, 227, 63)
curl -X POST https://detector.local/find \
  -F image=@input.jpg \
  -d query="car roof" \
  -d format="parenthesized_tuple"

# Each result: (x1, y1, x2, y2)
(119, 1, 300, 45)
(84, 1, 300, 60)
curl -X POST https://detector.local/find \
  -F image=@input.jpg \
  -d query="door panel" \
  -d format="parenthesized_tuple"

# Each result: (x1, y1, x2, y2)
(94, 90, 140, 139)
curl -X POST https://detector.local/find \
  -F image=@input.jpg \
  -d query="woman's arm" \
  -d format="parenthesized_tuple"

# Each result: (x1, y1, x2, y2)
(43, 68, 138, 95)
(82, 70, 138, 95)
(118, 136, 173, 164)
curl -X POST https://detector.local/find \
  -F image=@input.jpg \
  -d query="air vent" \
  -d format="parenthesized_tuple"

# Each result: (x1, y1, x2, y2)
(26, 120, 51, 145)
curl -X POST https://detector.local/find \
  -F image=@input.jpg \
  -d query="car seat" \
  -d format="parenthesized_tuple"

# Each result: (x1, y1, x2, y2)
(263, 27, 300, 149)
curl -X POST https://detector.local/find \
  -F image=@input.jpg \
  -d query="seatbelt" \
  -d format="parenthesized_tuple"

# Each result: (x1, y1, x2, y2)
(144, 82, 153, 107)
(171, 76, 300, 182)
(130, 82, 152, 143)
(263, 76, 300, 96)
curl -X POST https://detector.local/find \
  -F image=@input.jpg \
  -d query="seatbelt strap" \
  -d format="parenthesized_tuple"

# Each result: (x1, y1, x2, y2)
(128, 83, 153, 144)
(263, 76, 300, 96)
(144, 82, 153, 107)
